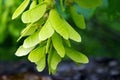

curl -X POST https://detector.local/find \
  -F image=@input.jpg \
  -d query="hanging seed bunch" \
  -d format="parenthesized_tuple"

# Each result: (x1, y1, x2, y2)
(12, 0, 102, 74)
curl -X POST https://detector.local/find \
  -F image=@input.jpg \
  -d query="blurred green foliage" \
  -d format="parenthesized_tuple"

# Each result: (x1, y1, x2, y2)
(0, 0, 25, 60)
(76, 0, 120, 58)
(0, 0, 120, 60)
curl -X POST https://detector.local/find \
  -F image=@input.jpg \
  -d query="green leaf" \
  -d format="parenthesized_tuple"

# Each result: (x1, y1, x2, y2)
(17, 23, 38, 41)
(48, 49, 61, 73)
(22, 3, 47, 23)
(65, 47, 89, 63)
(52, 32, 65, 57)
(28, 46, 45, 62)
(21, 23, 34, 35)
(70, 6, 86, 29)
(12, 0, 30, 19)
(75, 0, 102, 8)
(51, 50, 61, 70)
(39, 20, 54, 41)
(63, 20, 81, 42)
(15, 45, 34, 56)
(18, 18, 44, 41)
(49, 9, 69, 39)
(47, 44, 53, 74)
(23, 31, 40, 48)
(49, 63, 57, 74)
(46, 38, 51, 53)
(36, 55, 46, 72)
(29, 0, 37, 9)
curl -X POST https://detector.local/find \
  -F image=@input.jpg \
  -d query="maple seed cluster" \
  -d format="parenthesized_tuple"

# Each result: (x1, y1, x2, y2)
(12, 0, 101, 74)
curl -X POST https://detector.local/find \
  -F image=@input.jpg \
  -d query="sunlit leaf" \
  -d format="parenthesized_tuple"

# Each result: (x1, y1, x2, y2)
(51, 50, 61, 70)
(75, 0, 102, 8)
(47, 44, 52, 74)
(17, 23, 38, 41)
(70, 6, 86, 29)
(29, 0, 37, 9)
(28, 45, 45, 62)
(21, 18, 45, 36)
(15, 45, 34, 56)
(49, 9, 69, 39)
(52, 32, 65, 57)
(36, 55, 46, 71)
(46, 38, 51, 53)
(22, 3, 47, 23)
(47, 46, 57, 74)
(48, 49, 61, 72)
(63, 20, 81, 42)
(12, 0, 30, 19)
(39, 20, 54, 41)
(65, 47, 89, 63)
(21, 24, 34, 35)
(49, 64, 57, 74)
(23, 31, 40, 48)
(17, 18, 44, 41)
